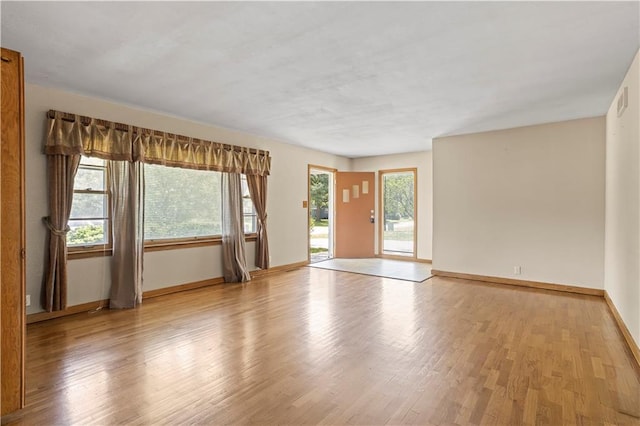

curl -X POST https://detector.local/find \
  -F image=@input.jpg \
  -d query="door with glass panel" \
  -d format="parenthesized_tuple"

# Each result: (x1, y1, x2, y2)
(379, 168, 417, 258)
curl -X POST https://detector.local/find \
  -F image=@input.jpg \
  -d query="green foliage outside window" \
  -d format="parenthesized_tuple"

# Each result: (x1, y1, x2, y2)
(144, 164, 222, 240)
(383, 173, 414, 220)
(310, 173, 329, 220)
(67, 224, 105, 246)
(68, 157, 109, 247)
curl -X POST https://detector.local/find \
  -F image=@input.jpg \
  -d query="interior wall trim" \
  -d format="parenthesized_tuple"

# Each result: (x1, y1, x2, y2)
(250, 260, 309, 278)
(376, 254, 431, 264)
(27, 261, 310, 324)
(604, 290, 640, 370)
(430, 269, 604, 296)
(142, 277, 225, 299)
(27, 299, 109, 324)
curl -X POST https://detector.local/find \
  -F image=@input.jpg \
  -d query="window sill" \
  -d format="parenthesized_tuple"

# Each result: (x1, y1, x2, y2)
(68, 235, 258, 257)
(68, 247, 113, 260)
(144, 234, 258, 253)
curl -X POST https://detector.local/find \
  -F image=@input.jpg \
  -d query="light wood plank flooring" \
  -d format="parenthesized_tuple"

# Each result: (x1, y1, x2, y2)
(3, 268, 639, 425)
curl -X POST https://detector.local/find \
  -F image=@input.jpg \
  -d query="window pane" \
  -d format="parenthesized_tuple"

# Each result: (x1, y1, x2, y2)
(243, 215, 256, 234)
(70, 193, 108, 219)
(144, 164, 222, 239)
(67, 219, 108, 246)
(74, 167, 105, 191)
(241, 177, 250, 198)
(81, 157, 106, 167)
(242, 198, 254, 214)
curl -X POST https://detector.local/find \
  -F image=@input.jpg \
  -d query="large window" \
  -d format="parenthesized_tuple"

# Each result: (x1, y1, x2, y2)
(143, 164, 257, 242)
(144, 164, 222, 240)
(68, 160, 257, 252)
(67, 157, 110, 249)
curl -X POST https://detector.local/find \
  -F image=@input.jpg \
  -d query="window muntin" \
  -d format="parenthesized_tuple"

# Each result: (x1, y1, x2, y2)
(67, 157, 110, 248)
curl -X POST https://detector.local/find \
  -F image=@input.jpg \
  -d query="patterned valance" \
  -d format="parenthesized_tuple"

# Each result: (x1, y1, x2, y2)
(45, 110, 271, 176)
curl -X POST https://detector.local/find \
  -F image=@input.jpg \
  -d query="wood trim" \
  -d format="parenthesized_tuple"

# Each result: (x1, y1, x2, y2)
(27, 299, 110, 324)
(604, 291, 640, 370)
(377, 254, 415, 261)
(142, 261, 309, 298)
(68, 248, 113, 260)
(143, 234, 257, 253)
(376, 254, 431, 264)
(27, 261, 309, 324)
(431, 269, 604, 297)
(18, 51, 26, 411)
(308, 164, 338, 173)
(378, 168, 418, 258)
(145, 237, 222, 252)
(378, 170, 382, 256)
(69, 233, 256, 258)
(251, 260, 309, 278)
(143, 277, 225, 299)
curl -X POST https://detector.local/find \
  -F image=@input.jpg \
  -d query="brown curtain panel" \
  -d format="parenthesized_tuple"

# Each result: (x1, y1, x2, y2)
(222, 173, 251, 283)
(246, 174, 270, 269)
(42, 154, 81, 312)
(108, 161, 145, 308)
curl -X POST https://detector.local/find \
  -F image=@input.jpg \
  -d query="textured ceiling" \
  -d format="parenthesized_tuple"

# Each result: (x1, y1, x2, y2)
(2, 1, 639, 158)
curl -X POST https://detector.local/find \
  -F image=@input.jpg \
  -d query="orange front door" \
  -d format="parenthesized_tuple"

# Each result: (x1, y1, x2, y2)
(335, 172, 375, 258)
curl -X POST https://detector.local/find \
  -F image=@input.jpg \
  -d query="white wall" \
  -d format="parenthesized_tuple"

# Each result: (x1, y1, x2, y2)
(25, 84, 351, 314)
(352, 151, 433, 260)
(604, 50, 639, 347)
(432, 117, 606, 289)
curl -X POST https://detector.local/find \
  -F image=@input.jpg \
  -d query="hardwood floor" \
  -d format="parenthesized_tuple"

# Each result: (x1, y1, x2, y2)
(3, 268, 639, 425)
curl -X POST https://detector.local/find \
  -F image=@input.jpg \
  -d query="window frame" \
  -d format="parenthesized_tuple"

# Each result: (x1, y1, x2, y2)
(67, 157, 113, 259)
(377, 167, 417, 260)
(144, 234, 258, 252)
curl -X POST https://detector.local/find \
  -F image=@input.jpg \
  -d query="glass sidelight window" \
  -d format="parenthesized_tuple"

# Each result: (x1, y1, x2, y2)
(379, 169, 416, 257)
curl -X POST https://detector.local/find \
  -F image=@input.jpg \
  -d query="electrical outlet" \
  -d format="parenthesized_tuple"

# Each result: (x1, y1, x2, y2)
(26, 294, 31, 306)
(513, 266, 521, 275)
